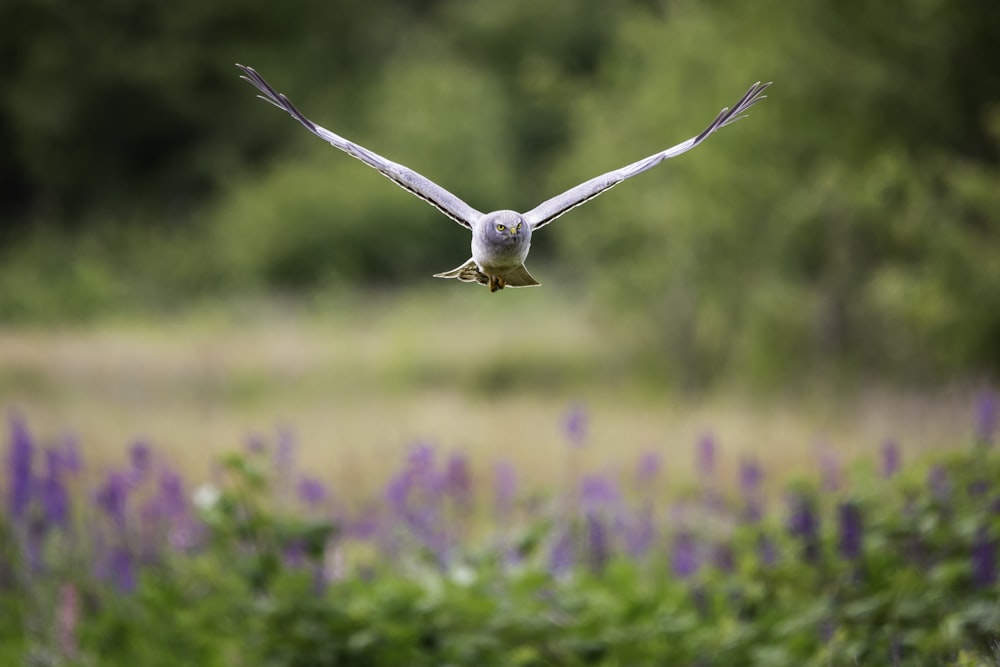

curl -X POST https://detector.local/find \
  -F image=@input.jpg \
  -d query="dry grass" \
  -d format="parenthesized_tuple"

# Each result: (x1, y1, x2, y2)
(0, 288, 981, 501)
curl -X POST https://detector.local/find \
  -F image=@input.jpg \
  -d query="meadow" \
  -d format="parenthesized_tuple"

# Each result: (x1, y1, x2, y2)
(3, 293, 998, 665)
(1, 289, 981, 498)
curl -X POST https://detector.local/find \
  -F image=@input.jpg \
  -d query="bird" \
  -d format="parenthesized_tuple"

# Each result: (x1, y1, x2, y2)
(237, 64, 770, 293)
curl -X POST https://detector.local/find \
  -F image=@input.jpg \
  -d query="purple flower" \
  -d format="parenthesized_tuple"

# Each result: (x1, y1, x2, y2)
(563, 403, 588, 447)
(623, 505, 655, 559)
(817, 445, 841, 492)
(696, 434, 716, 481)
(712, 542, 736, 573)
(108, 548, 136, 593)
(881, 440, 901, 479)
(548, 529, 575, 577)
(272, 426, 297, 490)
(739, 457, 764, 522)
(757, 534, 778, 567)
(244, 435, 267, 455)
(837, 502, 864, 560)
(671, 531, 700, 579)
(95, 472, 130, 532)
(927, 466, 951, 502)
(129, 441, 152, 480)
(298, 477, 328, 507)
(443, 453, 472, 511)
(580, 474, 619, 511)
(585, 513, 610, 574)
(787, 493, 821, 563)
(59, 436, 82, 473)
(6, 415, 34, 521)
(493, 462, 517, 520)
(975, 389, 997, 447)
(972, 528, 997, 588)
(383, 443, 450, 567)
(41, 448, 70, 528)
(157, 469, 187, 517)
(635, 452, 661, 487)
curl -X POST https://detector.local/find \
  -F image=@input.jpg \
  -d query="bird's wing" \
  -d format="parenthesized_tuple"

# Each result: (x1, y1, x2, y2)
(237, 64, 482, 230)
(522, 81, 771, 230)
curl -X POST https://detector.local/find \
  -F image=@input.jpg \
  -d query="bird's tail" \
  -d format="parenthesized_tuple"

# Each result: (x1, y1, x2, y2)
(433, 260, 541, 288)
(502, 263, 541, 288)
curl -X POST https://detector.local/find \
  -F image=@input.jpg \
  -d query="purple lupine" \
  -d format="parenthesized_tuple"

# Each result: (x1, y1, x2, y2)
(927, 466, 952, 502)
(787, 493, 821, 563)
(623, 505, 655, 559)
(975, 389, 997, 447)
(837, 501, 864, 560)
(739, 457, 764, 522)
(585, 513, 610, 574)
(383, 443, 450, 567)
(712, 542, 736, 573)
(158, 469, 186, 517)
(635, 451, 661, 487)
(580, 474, 620, 511)
(671, 531, 700, 579)
(59, 435, 82, 474)
(7, 416, 34, 521)
(696, 433, 716, 481)
(107, 547, 136, 593)
(548, 528, 575, 578)
(971, 528, 997, 588)
(273, 427, 297, 501)
(298, 477, 328, 508)
(443, 452, 473, 512)
(493, 462, 517, 520)
(40, 448, 70, 528)
(757, 534, 778, 567)
(244, 435, 267, 455)
(881, 440, 901, 479)
(563, 403, 588, 447)
(95, 472, 130, 532)
(817, 445, 841, 493)
(129, 440, 152, 481)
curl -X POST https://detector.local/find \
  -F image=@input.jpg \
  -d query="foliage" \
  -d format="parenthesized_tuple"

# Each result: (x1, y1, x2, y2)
(1, 0, 998, 384)
(2, 392, 999, 664)
(548, 0, 1000, 385)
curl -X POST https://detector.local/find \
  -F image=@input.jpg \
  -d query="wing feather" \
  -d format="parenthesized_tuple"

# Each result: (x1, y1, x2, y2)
(523, 81, 771, 230)
(237, 64, 482, 230)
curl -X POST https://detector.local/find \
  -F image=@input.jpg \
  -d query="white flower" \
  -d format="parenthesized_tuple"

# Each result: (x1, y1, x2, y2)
(192, 484, 221, 511)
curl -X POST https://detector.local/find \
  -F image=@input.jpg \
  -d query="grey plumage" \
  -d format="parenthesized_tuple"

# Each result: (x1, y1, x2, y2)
(237, 64, 770, 292)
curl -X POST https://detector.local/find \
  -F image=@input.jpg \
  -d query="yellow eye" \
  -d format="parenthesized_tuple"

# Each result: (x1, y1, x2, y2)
(515, 223, 522, 232)
(496, 224, 506, 232)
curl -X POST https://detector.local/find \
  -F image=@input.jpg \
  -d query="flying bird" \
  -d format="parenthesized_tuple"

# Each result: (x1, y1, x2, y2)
(237, 64, 770, 292)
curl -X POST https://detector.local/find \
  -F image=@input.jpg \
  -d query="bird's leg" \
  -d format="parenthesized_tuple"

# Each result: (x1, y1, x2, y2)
(488, 275, 506, 292)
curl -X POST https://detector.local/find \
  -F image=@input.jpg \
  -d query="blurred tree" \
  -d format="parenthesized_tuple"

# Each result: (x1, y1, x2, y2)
(0, 0, 997, 385)
(549, 0, 1000, 385)
(0, 0, 433, 232)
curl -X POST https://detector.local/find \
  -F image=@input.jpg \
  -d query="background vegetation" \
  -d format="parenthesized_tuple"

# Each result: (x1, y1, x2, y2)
(2, 2, 1000, 662)
(3, 408, 1000, 665)
(1, 0, 997, 387)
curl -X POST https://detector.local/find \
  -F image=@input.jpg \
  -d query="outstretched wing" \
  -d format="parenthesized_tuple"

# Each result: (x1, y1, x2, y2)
(237, 64, 482, 230)
(523, 81, 771, 230)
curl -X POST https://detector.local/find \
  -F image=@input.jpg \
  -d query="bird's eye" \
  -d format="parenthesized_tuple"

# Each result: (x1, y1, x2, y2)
(515, 223, 522, 232)
(496, 224, 506, 232)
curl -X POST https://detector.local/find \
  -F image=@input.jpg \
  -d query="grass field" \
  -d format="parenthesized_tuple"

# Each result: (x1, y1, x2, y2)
(0, 287, 982, 500)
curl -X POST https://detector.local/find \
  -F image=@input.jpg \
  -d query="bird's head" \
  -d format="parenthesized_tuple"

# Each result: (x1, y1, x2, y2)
(480, 210, 530, 248)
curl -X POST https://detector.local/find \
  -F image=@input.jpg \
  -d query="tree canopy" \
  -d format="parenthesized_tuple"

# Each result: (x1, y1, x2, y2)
(1, 0, 997, 383)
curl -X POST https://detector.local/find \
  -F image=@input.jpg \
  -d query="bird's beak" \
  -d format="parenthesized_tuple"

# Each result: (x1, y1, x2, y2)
(509, 228, 518, 236)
